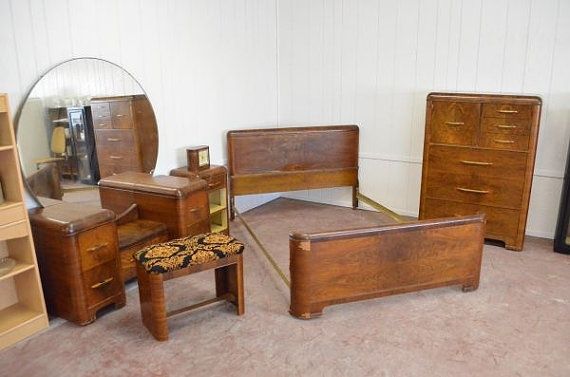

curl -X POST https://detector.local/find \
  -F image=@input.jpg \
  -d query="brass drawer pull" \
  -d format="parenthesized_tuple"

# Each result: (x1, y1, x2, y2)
(493, 139, 515, 144)
(189, 208, 200, 213)
(497, 124, 517, 129)
(107, 138, 121, 142)
(457, 187, 490, 194)
(445, 121, 464, 126)
(86, 243, 109, 253)
(497, 109, 518, 114)
(98, 123, 107, 127)
(115, 114, 124, 118)
(109, 155, 123, 160)
(91, 277, 114, 289)
(460, 160, 493, 167)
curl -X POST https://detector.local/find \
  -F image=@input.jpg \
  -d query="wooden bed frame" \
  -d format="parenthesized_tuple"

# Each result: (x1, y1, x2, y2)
(227, 125, 359, 219)
(289, 215, 485, 319)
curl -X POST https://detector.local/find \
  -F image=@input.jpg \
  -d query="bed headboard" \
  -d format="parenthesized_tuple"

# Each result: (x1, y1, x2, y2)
(227, 125, 359, 218)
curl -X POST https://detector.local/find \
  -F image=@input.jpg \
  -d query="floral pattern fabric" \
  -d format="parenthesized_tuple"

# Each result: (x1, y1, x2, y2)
(134, 233, 244, 273)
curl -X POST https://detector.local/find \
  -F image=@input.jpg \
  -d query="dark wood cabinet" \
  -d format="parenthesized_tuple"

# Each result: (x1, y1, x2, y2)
(90, 95, 158, 179)
(419, 93, 541, 251)
(29, 201, 126, 325)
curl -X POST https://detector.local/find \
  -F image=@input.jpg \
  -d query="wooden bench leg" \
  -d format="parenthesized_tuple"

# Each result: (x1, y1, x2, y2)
(136, 264, 169, 341)
(215, 255, 245, 315)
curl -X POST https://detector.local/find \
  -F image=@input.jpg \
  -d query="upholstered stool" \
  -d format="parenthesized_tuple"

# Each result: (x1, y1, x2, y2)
(134, 233, 245, 341)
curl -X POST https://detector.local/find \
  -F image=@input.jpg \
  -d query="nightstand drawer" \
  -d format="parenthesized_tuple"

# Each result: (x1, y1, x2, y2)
(78, 223, 117, 271)
(428, 145, 527, 179)
(429, 101, 480, 146)
(481, 117, 531, 135)
(84, 261, 121, 308)
(480, 133, 529, 151)
(421, 198, 520, 242)
(425, 171, 524, 208)
(482, 103, 532, 119)
(204, 173, 225, 191)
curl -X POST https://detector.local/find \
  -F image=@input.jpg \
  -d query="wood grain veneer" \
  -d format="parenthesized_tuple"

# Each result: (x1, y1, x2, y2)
(289, 215, 485, 319)
(419, 92, 541, 251)
(227, 125, 359, 219)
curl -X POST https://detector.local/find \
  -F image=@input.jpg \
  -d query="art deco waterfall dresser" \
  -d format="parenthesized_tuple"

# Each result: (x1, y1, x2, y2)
(90, 95, 158, 179)
(419, 92, 541, 251)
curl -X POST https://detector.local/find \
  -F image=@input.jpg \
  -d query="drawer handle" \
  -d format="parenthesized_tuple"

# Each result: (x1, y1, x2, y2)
(91, 277, 114, 289)
(98, 115, 106, 118)
(115, 114, 124, 118)
(493, 139, 515, 144)
(497, 124, 517, 129)
(497, 109, 518, 114)
(189, 208, 200, 213)
(445, 121, 464, 126)
(86, 243, 109, 253)
(107, 138, 121, 142)
(98, 123, 107, 127)
(460, 160, 493, 167)
(457, 187, 490, 194)
(109, 155, 123, 160)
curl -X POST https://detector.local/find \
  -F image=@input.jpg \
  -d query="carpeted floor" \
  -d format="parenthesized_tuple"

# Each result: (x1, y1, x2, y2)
(0, 198, 569, 377)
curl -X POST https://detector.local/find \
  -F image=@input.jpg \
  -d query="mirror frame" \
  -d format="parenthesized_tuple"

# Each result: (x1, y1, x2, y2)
(14, 57, 158, 208)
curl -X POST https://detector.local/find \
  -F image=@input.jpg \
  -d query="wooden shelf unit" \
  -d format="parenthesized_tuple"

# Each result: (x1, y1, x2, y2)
(0, 93, 48, 351)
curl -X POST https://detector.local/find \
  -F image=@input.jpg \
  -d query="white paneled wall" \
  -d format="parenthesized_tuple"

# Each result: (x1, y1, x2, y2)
(278, 0, 570, 238)
(0, 0, 278, 211)
(1, 0, 568, 237)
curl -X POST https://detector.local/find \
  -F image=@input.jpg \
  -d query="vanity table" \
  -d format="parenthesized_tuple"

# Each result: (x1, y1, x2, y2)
(29, 200, 126, 325)
(98, 172, 211, 239)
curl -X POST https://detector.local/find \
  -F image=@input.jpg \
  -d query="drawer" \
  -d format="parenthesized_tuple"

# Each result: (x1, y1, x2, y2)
(425, 171, 524, 208)
(421, 198, 519, 242)
(429, 101, 480, 146)
(93, 115, 112, 129)
(97, 149, 136, 166)
(481, 117, 531, 135)
(95, 130, 135, 149)
(0, 203, 26, 227)
(91, 102, 111, 117)
(480, 133, 529, 151)
(427, 145, 527, 179)
(482, 103, 532, 119)
(83, 261, 121, 309)
(0, 220, 27, 241)
(110, 101, 134, 129)
(78, 223, 117, 271)
(0, 96, 7, 112)
(204, 172, 225, 191)
(98, 163, 141, 179)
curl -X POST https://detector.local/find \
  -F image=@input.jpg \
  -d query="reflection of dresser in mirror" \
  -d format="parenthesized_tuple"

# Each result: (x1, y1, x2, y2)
(90, 95, 158, 179)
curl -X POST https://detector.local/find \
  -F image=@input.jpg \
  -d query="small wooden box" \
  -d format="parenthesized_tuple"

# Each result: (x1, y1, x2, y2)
(186, 146, 210, 172)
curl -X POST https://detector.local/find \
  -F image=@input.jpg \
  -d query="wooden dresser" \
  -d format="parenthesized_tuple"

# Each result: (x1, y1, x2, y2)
(170, 165, 230, 234)
(419, 92, 541, 251)
(90, 95, 158, 179)
(29, 201, 125, 325)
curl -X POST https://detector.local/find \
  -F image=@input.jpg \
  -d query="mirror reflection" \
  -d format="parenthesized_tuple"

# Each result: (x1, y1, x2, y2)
(16, 58, 158, 207)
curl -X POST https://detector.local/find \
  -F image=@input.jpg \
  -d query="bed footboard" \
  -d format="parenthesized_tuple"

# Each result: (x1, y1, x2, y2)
(289, 215, 485, 319)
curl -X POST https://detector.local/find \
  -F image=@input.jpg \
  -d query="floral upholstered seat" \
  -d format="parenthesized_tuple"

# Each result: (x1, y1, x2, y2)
(134, 233, 244, 274)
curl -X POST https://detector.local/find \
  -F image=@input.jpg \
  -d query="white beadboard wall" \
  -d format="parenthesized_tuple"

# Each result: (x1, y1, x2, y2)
(0, 0, 279, 211)
(1, 0, 568, 237)
(278, 0, 570, 238)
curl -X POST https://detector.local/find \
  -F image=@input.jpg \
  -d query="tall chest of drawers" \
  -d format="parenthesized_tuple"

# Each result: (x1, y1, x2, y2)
(419, 93, 541, 251)
(90, 95, 158, 179)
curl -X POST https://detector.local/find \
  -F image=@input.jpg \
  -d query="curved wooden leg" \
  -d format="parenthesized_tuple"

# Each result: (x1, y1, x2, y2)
(215, 256, 245, 315)
(462, 280, 479, 292)
(289, 304, 325, 320)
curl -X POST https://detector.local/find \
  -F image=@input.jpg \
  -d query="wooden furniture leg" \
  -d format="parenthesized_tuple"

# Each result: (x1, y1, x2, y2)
(215, 255, 244, 315)
(136, 264, 169, 341)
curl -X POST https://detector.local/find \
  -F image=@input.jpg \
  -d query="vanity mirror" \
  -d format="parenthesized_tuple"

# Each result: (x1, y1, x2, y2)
(15, 58, 158, 207)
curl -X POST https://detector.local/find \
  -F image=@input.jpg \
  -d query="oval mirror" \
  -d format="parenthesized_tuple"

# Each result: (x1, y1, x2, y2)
(16, 58, 158, 207)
